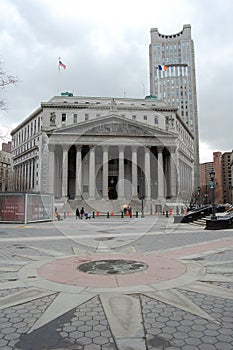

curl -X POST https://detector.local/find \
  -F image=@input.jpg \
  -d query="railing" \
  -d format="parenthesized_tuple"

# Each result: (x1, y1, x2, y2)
(181, 206, 211, 223)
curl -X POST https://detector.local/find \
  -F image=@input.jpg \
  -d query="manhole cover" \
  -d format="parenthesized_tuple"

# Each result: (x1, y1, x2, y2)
(78, 259, 148, 275)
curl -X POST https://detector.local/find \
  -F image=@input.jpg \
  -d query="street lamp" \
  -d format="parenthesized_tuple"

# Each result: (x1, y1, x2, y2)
(209, 170, 217, 220)
(197, 186, 201, 207)
(140, 171, 144, 218)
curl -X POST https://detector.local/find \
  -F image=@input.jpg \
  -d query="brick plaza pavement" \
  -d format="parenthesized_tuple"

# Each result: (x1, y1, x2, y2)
(1, 215, 233, 349)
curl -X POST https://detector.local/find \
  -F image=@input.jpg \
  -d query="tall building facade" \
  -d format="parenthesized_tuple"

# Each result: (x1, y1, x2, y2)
(222, 152, 232, 204)
(213, 151, 223, 204)
(11, 95, 194, 210)
(149, 24, 199, 189)
(200, 161, 213, 205)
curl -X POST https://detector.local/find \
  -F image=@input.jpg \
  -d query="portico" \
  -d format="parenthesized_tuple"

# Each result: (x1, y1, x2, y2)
(48, 141, 176, 202)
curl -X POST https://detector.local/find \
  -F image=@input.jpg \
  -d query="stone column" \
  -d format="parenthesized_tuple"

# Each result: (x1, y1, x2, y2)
(131, 146, 138, 199)
(102, 146, 109, 199)
(75, 145, 82, 199)
(14, 166, 18, 191)
(169, 147, 177, 198)
(89, 146, 96, 200)
(62, 145, 69, 198)
(32, 159, 35, 190)
(18, 164, 21, 191)
(144, 147, 151, 199)
(23, 162, 27, 191)
(27, 161, 30, 190)
(118, 146, 125, 200)
(20, 164, 23, 191)
(48, 145, 55, 195)
(157, 146, 165, 199)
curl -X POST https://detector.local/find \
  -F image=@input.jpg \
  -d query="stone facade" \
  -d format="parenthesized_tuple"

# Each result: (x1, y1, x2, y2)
(0, 149, 13, 192)
(11, 95, 194, 206)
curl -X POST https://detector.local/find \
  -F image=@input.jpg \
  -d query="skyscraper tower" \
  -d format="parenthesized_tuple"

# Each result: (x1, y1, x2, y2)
(149, 24, 200, 188)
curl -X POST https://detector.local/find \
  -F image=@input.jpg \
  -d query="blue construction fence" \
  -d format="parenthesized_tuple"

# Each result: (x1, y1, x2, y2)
(0, 192, 54, 224)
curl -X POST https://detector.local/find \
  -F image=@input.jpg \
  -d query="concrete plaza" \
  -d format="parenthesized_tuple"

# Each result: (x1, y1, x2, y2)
(1, 215, 233, 349)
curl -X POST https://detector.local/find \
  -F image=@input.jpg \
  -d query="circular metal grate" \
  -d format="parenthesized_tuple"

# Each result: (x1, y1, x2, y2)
(78, 259, 148, 275)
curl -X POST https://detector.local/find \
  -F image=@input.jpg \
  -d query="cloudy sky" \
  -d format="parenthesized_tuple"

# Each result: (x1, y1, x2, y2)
(0, 0, 233, 162)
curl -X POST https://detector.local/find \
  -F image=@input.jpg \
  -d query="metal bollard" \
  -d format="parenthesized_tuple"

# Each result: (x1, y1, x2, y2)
(166, 210, 168, 217)
(63, 212, 66, 219)
(135, 211, 138, 218)
(107, 211, 109, 218)
(93, 211, 95, 219)
(121, 211, 124, 218)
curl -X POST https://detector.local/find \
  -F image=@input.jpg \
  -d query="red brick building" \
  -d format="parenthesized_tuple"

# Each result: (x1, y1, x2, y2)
(200, 151, 232, 205)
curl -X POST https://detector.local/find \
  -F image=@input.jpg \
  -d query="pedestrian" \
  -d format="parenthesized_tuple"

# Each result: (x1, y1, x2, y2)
(76, 208, 80, 220)
(80, 207, 85, 220)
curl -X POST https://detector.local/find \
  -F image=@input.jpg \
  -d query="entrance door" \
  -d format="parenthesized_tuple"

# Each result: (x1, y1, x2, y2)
(108, 176, 118, 200)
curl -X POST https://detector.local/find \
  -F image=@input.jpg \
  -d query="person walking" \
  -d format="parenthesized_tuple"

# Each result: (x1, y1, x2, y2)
(76, 208, 80, 220)
(80, 207, 85, 220)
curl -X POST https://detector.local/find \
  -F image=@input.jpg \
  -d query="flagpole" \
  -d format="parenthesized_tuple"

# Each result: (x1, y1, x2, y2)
(157, 66, 161, 100)
(57, 57, 61, 95)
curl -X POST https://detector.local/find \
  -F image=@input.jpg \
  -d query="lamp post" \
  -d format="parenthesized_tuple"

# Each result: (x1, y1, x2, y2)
(197, 186, 201, 207)
(140, 171, 144, 218)
(209, 170, 217, 220)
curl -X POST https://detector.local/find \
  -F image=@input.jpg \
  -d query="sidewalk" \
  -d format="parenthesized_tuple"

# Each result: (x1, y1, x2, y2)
(1, 218, 233, 349)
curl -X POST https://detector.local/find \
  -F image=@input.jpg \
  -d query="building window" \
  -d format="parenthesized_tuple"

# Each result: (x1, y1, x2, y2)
(85, 114, 89, 121)
(154, 116, 158, 124)
(143, 115, 147, 121)
(73, 114, 77, 123)
(132, 115, 136, 120)
(62, 114, 66, 124)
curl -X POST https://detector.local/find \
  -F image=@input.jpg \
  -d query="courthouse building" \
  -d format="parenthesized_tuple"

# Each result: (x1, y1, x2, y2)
(11, 94, 194, 210)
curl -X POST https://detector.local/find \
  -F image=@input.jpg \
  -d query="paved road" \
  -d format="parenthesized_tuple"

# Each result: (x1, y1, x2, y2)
(1, 215, 233, 349)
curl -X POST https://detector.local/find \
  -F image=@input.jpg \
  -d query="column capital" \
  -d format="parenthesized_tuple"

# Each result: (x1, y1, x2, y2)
(48, 144, 56, 151)
(75, 145, 82, 151)
(62, 144, 70, 151)
(103, 145, 109, 152)
(157, 146, 164, 153)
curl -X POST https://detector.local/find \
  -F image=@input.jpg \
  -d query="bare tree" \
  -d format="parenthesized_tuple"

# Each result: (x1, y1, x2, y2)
(0, 59, 19, 110)
(0, 60, 19, 141)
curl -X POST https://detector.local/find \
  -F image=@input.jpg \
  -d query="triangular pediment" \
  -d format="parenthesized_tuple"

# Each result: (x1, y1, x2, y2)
(51, 114, 175, 138)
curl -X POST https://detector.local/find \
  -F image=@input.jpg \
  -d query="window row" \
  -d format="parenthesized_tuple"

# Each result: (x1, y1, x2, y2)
(13, 117, 42, 147)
